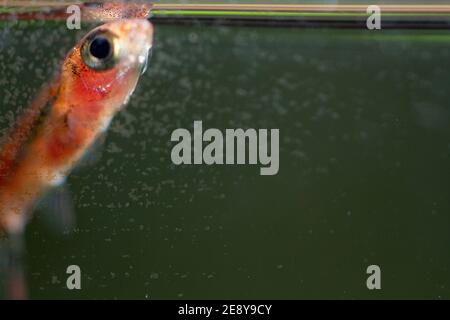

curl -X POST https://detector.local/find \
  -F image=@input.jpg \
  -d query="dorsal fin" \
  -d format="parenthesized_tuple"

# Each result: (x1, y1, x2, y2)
(0, 76, 60, 185)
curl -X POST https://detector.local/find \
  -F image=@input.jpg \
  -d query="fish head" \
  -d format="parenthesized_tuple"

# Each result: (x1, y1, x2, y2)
(62, 18, 153, 110)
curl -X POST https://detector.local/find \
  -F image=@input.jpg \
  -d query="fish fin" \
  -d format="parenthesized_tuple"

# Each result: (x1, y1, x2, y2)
(0, 232, 28, 300)
(36, 185, 76, 236)
(73, 131, 107, 171)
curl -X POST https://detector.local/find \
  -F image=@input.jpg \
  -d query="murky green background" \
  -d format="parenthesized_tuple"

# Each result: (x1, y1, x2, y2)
(0, 19, 449, 299)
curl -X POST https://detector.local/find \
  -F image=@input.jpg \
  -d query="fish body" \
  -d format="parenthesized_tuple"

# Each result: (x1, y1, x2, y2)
(0, 18, 153, 234)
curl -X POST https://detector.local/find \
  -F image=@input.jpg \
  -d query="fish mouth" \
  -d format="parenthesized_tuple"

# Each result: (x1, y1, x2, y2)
(140, 46, 152, 75)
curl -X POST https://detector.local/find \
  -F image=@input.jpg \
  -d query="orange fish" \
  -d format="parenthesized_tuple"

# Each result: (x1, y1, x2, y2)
(0, 18, 153, 235)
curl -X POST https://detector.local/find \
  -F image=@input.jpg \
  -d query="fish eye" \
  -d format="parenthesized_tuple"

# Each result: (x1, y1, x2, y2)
(81, 30, 120, 70)
(90, 36, 111, 59)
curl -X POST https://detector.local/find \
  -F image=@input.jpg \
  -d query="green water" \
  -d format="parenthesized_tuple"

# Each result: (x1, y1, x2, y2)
(0, 21, 449, 299)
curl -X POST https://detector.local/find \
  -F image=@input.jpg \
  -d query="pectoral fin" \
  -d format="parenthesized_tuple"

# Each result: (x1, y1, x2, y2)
(74, 131, 108, 171)
(0, 232, 27, 300)
(36, 184, 76, 235)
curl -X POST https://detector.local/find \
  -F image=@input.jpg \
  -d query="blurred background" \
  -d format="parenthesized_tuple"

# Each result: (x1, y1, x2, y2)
(0, 1, 449, 299)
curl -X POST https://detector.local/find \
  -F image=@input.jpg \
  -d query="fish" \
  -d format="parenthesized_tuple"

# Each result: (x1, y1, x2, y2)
(0, 18, 153, 298)
(0, 18, 153, 233)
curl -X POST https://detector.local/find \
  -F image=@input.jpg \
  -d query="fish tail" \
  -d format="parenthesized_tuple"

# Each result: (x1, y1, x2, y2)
(0, 232, 28, 300)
